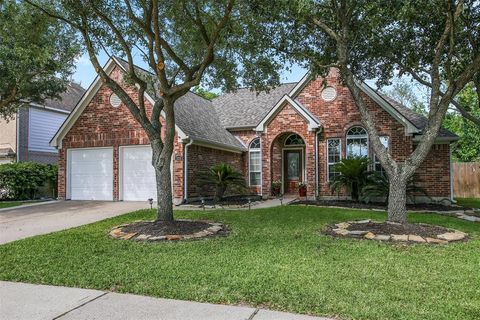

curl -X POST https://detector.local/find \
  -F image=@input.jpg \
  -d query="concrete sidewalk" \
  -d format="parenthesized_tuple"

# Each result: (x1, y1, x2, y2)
(0, 281, 332, 320)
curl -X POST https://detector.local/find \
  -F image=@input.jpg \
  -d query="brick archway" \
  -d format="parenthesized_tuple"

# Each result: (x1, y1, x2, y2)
(259, 102, 317, 198)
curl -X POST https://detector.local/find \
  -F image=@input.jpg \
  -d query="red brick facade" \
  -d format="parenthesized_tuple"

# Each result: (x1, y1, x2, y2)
(57, 64, 452, 203)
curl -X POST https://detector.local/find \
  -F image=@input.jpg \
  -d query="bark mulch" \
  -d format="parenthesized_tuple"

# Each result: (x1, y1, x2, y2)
(346, 222, 450, 238)
(122, 220, 212, 236)
(187, 195, 263, 206)
(292, 199, 468, 212)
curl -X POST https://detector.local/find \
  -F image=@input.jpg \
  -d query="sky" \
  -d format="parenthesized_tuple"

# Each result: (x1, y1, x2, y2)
(72, 52, 309, 90)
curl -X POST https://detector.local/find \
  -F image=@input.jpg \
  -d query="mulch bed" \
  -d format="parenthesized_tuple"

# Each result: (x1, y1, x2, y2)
(323, 220, 468, 244)
(188, 195, 263, 206)
(292, 199, 469, 212)
(109, 219, 227, 242)
(346, 222, 450, 238)
(122, 220, 213, 236)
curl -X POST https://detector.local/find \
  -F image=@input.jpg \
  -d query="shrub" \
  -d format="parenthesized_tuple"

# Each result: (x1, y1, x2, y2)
(0, 162, 58, 200)
(329, 156, 369, 201)
(197, 163, 246, 201)
(362, 172, 430, 204)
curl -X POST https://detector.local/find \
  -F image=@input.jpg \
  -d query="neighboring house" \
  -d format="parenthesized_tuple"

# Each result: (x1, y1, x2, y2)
(50, 57, 458, 203)
(0, 83, 85, 164)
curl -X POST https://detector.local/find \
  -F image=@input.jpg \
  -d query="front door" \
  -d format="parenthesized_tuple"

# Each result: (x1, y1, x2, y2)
(284, 150, 303, 194)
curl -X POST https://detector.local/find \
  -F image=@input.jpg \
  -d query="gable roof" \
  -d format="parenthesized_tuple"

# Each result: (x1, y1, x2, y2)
(43, 82, 86, 112)
(212, 83, 296, 129)
(255, 95, 321, 132)
(289, 72, 458, 140)
(50, 57, 245, 152)
(378, 94, 457, 139)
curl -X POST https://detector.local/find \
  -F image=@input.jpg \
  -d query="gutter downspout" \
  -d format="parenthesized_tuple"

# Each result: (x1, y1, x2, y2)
(449, 145, 456, 203)
(183, 138, 194, 203)
(315, 130, 320, 199)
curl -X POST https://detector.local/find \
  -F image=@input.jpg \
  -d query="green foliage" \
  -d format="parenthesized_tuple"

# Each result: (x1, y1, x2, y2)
(362, 172, 429, 204)
(197, 163, 246, 201)
(192, 87, 219, 100)
(329, 157, 370, 201)
(443, 84, 480, 162)
(0, 0, 80, 119)
(0, 162, 57, 200)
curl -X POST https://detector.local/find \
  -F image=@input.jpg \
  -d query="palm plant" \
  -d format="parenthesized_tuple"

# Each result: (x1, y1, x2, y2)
(362, 172, 430, 204)
(329, 157, 369, 202)
(197, 163, 246, 201)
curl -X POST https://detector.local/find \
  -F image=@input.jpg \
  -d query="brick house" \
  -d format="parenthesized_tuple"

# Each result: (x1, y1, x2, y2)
(50, 57, 458, 203)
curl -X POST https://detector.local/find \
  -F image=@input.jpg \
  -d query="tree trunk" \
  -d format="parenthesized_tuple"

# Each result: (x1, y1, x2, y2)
(151, 139, 174, 222)
(387, 175, 408, 223)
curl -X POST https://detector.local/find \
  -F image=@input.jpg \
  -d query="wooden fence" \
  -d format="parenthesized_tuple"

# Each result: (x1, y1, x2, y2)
(453, 162, 480, 198)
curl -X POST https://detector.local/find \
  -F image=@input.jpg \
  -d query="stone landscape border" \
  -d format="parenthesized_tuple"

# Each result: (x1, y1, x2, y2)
(327, 219, 468, 244)
(109, 220, 226, 241)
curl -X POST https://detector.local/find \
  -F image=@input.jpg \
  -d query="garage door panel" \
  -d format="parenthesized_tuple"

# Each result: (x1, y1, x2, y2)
(69, 148, 113, 201)
(121, 146, 157, 201)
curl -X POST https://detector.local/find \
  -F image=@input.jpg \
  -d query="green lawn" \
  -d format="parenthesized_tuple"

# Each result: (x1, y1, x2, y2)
(455, 197, 480, 209)
(0, 201, 28, 209)
(1, 207, 479, 320)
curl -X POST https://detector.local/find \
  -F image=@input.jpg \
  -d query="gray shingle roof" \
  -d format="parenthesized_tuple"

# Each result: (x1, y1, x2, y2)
(44, 82, 85, 112)
(212, 83, 296, 128)
(379, 93, 458, 139)
(114, 57, 245, 151)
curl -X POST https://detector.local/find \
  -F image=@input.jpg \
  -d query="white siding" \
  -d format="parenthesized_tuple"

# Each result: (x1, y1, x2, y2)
(28, 108, 67, 152)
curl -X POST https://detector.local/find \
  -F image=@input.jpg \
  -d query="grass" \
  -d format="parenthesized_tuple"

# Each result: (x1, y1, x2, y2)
(0, 201, 28, 209)
(0, 206, 479, 320)
(455, 197, 480, 209)
(0, 200, 46, 209)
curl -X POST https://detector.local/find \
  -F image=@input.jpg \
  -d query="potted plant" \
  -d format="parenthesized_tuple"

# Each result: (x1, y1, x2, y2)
(272, 180, 282, 196)
(298, 182, 307, 197)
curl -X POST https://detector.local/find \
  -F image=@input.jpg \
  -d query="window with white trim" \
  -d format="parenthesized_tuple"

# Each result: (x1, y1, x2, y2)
(374, 136, 389, 173)
(346, 126, 368, 157)
(249, 138, 261, 186)
(327, 138, 341, 181)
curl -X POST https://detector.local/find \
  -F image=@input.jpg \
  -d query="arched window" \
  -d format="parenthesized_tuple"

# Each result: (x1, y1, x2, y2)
(249, 138, 261, 186)
(346, 126, 368, 157)
(284, 134, 305, 146)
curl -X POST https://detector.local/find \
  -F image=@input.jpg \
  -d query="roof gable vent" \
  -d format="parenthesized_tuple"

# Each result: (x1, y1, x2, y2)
(109, 93, 122, 108)
(321, 86, 337, 102)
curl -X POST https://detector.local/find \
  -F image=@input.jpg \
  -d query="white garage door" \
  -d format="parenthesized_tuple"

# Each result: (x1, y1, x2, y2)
(69, 148, 113, 200)
(121, 146, 157, 201)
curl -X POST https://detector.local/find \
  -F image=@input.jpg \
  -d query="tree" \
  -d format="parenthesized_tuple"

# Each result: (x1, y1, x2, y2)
(443, 84, 480, 161)
(253, 0, 480, 223)
(383, 78, 428, 116)
(0, 0, 80, 120)
(192, 87, 219, 100)
(27, 0, 280, 222)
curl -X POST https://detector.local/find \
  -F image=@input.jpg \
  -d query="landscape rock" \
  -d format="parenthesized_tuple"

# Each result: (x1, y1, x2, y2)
(332, 228, 349, 236)
(335, 222, 350, 229)
(425, 237, 448, 244)
(121, 232, 137, 240)
(391, 234, 409, 242)
(356, 219, 371, 224)
(149, 236, 166, 241)
(348, 230, 368, 236)
(364, 232, 376, 239)
(408, 235, 426, 243)
(374, 234, 391, 241)
(165, 235, 183, 241)
(437, 232, 465, 241)
(136, 234, 150, 241)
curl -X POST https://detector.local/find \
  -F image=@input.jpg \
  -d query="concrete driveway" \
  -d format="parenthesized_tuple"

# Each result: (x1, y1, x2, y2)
(0, 201, 149, 244)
